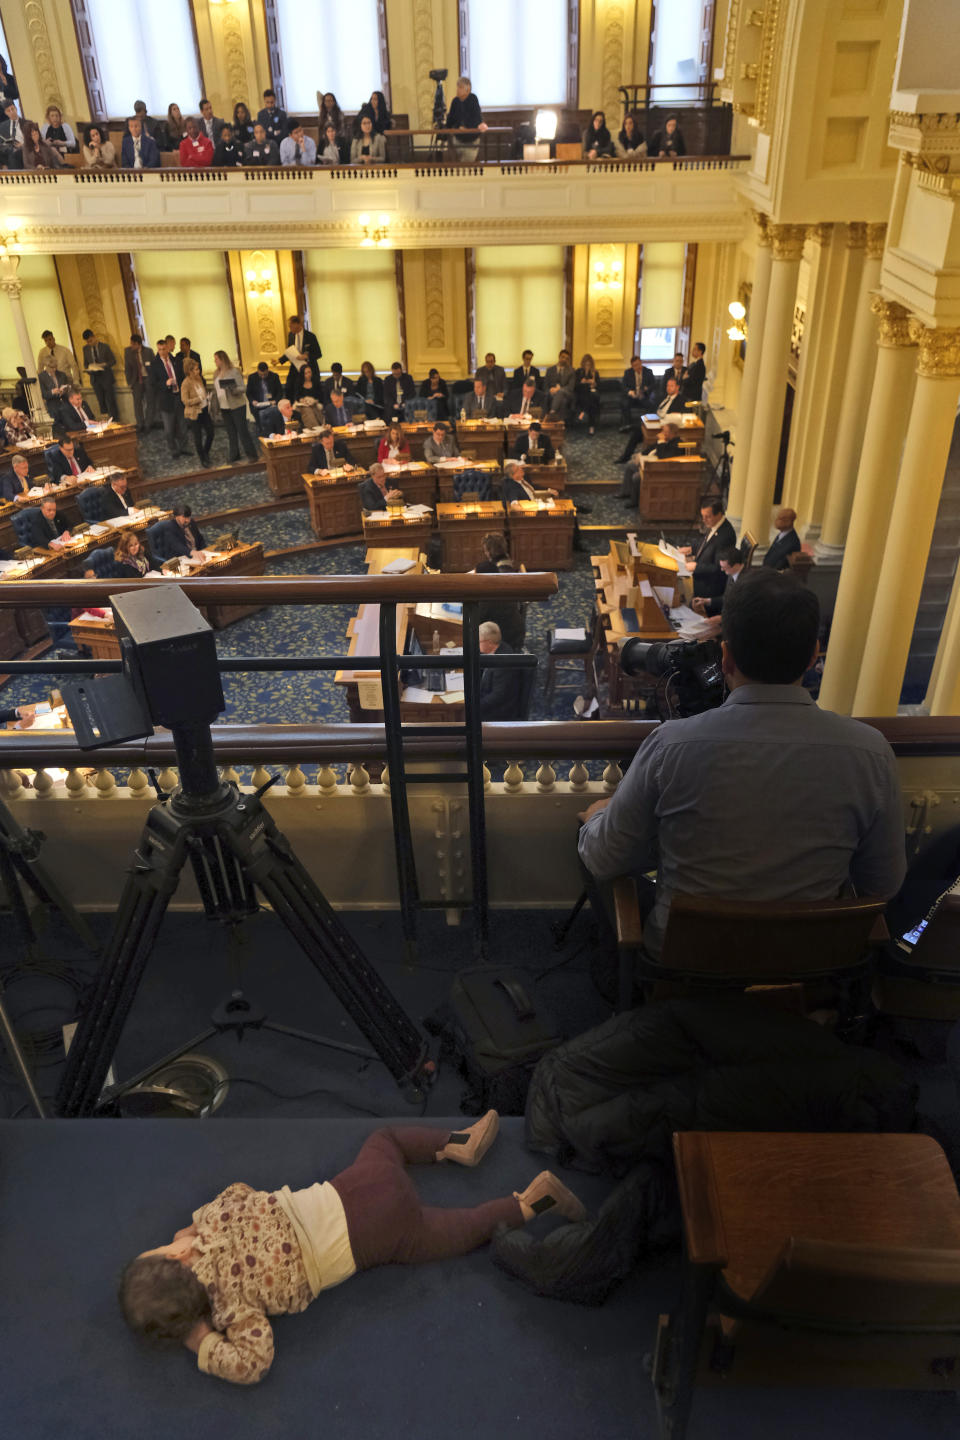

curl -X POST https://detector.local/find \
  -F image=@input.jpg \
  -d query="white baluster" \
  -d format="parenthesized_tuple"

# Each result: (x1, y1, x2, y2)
(535, 762, 556, 793)
(285, 763, 306, 796)
(252, 763, 271, 789)
(503, 761, 525, 794)
(482, 763, 492, 792)
(94, 767, 116, 798)
(127, 767, 150, 796)
(65, 768, 87, 797)
(568, 761, 589, 793)
(32, 768, 53, 797)
(317, 765, 339, 797)
(349, 763, 371, 796)
(602, 761, 623, 792)
(0, 768, 23, 799)
(157, 766, 178, 793)
(380, 765, 390, 795)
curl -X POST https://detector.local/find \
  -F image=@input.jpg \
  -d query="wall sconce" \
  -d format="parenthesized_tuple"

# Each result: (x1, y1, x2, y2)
(0, 224, 22, 258)
(726, 300, 747, 342)
(359, 213, 391, 247)
(246, 267, 273, 297)
(593, 257, 622, 290)
(535, 109, 558, 141)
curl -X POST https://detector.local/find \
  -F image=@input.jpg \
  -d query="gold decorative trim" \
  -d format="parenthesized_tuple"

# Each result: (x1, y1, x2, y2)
(908, 320, 960, 378)
(220, 8, 250, 108)
(413, 0, 436, 132)
(846, 221, 867, 250)
(768, 223, 807, 261)
(423, 250, 445, 347)
(889, 111, 960, 134)
(0, 274, 22, 298)
(24, 0, 63, 111)
(75, 255, 108, 346)
(865, 223, 887, 260)
(601, 5, 626, 122)
(806, 222, 833, 247)
(720, 0, 742, 105)
(889, 111, 960, 157)
(870, 297, 913, 349)
(754, 0, 782, 132)
(753, 210, 771, 246)
(594, 294, 615, 349)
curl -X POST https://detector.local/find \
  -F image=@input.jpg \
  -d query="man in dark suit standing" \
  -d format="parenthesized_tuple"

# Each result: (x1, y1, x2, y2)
(660, 352, 686, 400)
(287, 314, 322, 376)
(478, 621, 525, 719)
(59, 388, 95, 433)
(511, 421, 555, 465)
(504, 376, 548, 418)
(39, 356, 72, 419)
(124, 334, 155, 433)
(512, 351, 540, 386)
(383, 362, 415, 423)
(683, 342, 707, 404)
(680, 498, 738, 600)
(475, 353, 507, 400)
(763, 507, 802, 570)
(82, 329, 117, 416)
(120, 115, 160, 169)
(0, 454, 32, 502)
(246, 362, 282, 432)
(620, 355, 655, 427)
(358, 463, 402, 510)
(98, 472, 137, 520)
(310, 427, 356, 471)
(618, 421, 682, 505)
(256, 89, 287, 144)
(543, 350, 576, 418)
(47, 437, 92, 485)
(174, 337, 202, 382)
(259, 398, 296, 437)
(149, 339, 190, 456)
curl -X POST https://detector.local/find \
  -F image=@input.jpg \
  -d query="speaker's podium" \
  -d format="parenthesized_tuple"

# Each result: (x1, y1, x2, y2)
(603, 538, 678, 643)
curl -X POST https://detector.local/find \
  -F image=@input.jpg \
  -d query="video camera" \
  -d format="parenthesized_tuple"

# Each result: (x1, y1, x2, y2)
(620, 635, 724, 719)
(430, 69, 448, 129)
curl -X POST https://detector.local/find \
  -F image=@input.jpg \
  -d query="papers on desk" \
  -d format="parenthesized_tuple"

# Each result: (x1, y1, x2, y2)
(73, 610, 110, 624)
(416, 602, 463, 622)
(0, 560, 20, 574)
(434, 456, 467, 467)
(405, 504, 432, 516)
(654, 586, 674, 607)
(555, 627, 587, 642)
(659, 537, 691, 577)
(26, 487, 45, 498)
(357, 678, 384, 711)
(363, 419, 386, 430)
(670, 605, 716, 639)
(381, 556, 417, 574)
(87, 523, 110, 535)
(401, 686, 437, 705)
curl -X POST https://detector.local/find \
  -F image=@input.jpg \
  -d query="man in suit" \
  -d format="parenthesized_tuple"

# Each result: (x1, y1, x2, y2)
(620, 355, 656, 427)
(657, 375, 686, 420)
(383, 362, 416, 423)
(445, 76, 487, 164)
(32, 495, 71, 546)
(511, 421, 555, 465)
(280, 123, 316, 166)
(324, 389, 352, 427)
(132, 100, 161, 144)
(310, 427, 355, 472)
(683, 342, 707, 404)
(259, 398, 297, 437)
(121, 115, 160, 170)
(287, 314, 322, 376)
(358, 462, 402, 511)
(0, 99, 23, 168)
(763, 507, 802, 570)
(693, 547, 744, 620)
(198, 98, 225, 146)
(39, 356, 72, 418)
(478, 621, 525, 720)
(618, 421, 682, 505)
(124, 334, 155, 433)
(244, 122, 280, 166)
(48, 437, 92, 485)
(660, 352, 686, 400)
(501, 458, 558, 505)
(512, 350, 540, 386)
(0, 454, 32, 502)
(174, 337, 202, 381)
(543, 350, 576, 418)
(37, 330, 79, 387)
(151, 504, 205, 561)
(246, 362, 282, 432)
(256, 89, 287, 145)
(680, 498, 737, 600)
(148, 339, 190, 456)
(321, 363, 354, 403)
(98, 472, 137, 520)
(475, 353, 507, 400)
(422, 423, 460, 462)
(505, 376, 548, 418)
(461, 378, 500, 421)
(59, 388, 95, 433)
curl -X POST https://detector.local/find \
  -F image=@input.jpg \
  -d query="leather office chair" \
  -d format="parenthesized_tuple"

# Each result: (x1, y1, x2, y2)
(146, 519, 178, 562)
(450, 379, 474, 418)
(545, 612, 601, 703)
(43, 444, 61, 481)
(655, 1130, 960, 1440)
(11, 506, 41, 548)
(86, 544, 126, 579)
(404, 397, 438, 423)
(76, 485, 110, 523)
(739, 529, 757, 568)
(516, 651, 538, 720)
(453, 468, 493, 502)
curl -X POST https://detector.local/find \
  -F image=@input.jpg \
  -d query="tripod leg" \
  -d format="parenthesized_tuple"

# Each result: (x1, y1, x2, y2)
(0, 974, 47, 1117)
(0, 841, 39, 958)
(55, 811, 190, 1116)
(0, 797, 98, 953)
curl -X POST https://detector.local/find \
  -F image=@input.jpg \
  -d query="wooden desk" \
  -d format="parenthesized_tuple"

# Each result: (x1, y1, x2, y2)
(436, 500, 506, 572)
(433, 458, 502, 502)
(638, 456, 707, 524)
(592, 545, 678, 708)
(59, 504, 172, 571)
(366, 546, 422, 575)
(261, 434, 320, 497)
(303, 470, 364, 539)
(379, 461, 438, 509)
(400, 422, 436, 461)
(506, 458, 568, 494)
(503, 418, 566, 457)
(331, 425, 382, 471)
(67, 423, 140, 482)
(7, 468, 130, 536)
(2, 440, 50, 481)
(361, 509, 435, 552)
(67, 613, 118, 660)
(0, 549, 72, 661)
(641, 413, 705, 450)
(334, 599, 465, 724)
(507, 498, 576, 571)
(455, 420, 507, 464)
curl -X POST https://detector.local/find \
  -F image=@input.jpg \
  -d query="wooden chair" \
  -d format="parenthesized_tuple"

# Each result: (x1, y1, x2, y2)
(653, 1130, 960, 1439)
(612, 880, 885, 1016)
(874, 893, 960, 1019)
(739, 529, 757, 568)
(544, 611, 602, 703)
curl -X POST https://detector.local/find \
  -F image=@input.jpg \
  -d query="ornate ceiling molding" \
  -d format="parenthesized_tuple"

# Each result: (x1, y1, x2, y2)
(888, 111, 960, 158)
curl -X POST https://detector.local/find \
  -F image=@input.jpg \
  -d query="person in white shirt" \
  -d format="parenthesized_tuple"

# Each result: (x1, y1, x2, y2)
(37, 330, 79, 387)
(280, 123, 316, 166)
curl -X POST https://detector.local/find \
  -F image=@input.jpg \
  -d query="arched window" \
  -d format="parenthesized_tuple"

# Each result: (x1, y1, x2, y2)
(73, 0, 203, 120)
(461, 0, 574, 108)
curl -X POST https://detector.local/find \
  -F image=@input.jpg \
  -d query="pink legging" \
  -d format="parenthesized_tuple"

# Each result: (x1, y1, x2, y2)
(329, 1126, 524, 1269)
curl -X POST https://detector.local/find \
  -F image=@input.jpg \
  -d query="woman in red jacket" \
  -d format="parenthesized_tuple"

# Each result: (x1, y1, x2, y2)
(377, 423, 410, 463)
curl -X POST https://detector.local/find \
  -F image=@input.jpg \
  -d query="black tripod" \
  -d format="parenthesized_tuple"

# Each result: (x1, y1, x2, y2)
(707, 430, 734, 508)
(55, 721, 433, 1117)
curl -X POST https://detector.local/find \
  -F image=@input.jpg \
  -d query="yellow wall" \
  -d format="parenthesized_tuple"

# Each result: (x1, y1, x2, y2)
(0, 255, 68, 378)
(570, 243, 640, 377)
(0, 0, 88, 127)
(578, 0, 652, 117)
(474, 246, 565, 372)
(385, 0, 460, 130)
(402, 248, 470, 378)
(304, 250, 401, 372)
(134, 252, 236, 369)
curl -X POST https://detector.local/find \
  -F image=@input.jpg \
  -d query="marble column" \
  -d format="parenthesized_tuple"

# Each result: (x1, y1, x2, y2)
(818, 300, 916, 714)
(852, 323, 960, 716)
(727, 212, 772, 529)
(816, 224, 887, 558)
(778, 223, 839, 516)
(738, 224, 807, 547)
(0, 268, 38, 377)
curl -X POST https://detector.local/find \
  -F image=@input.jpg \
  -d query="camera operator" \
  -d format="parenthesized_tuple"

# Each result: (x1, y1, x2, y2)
(577, 569, 905, 965)
(680, 497, 736, 599)
(691, 545, 744, 623)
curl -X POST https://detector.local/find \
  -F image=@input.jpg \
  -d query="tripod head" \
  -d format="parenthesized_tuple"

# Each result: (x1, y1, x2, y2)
(61, 585, 228, 804)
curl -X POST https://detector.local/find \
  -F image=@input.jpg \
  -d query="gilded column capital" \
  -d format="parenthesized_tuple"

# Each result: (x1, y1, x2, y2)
(768, 223, 807, 261)
(870, 297, 913, 349)
(865, 223, 887, 260)
(806, 222, 833, 247)
(753, 210, 771, 247)
(846, 222, 867, 250)
(908, 321, 960, 378)
(0, 275, 22, 299)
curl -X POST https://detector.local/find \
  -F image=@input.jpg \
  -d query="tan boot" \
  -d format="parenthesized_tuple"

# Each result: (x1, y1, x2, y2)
(436, 1109, 500, 1167)
(514, 1170, 587, 1223)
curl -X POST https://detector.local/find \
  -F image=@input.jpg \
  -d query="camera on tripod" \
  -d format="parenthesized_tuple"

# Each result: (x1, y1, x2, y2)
(620, 635, 724, 719)
(429, 69, 448, 129)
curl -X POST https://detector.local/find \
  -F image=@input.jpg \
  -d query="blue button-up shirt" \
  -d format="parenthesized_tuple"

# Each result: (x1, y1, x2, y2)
(578, 684, 906, 957)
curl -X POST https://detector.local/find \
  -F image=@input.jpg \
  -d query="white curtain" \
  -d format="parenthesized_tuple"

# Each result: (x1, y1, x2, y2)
(464, 0, 567, 107)
(649, 0, 703, 105)
(275, 0, 382, 112)
(85, 0, 202, 117)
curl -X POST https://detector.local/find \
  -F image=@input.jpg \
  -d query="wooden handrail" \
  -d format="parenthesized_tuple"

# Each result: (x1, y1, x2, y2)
(0, 572, 557, 606)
